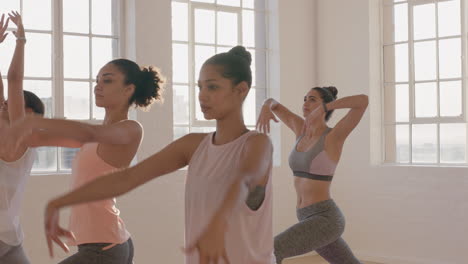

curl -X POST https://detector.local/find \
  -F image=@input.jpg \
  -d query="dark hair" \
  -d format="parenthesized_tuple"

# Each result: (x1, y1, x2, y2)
(203, 46, 252, 88)
(23, 90, 45, 116)
(312, 86, 338, 122)
(108, 59, 165, 109)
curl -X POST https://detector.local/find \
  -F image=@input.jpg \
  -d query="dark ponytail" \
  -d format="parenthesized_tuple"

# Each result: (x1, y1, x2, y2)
(109, 59, 165, 109)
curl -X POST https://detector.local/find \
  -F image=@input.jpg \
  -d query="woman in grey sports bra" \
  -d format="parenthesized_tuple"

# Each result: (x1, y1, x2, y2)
(257, 86, 368, 263)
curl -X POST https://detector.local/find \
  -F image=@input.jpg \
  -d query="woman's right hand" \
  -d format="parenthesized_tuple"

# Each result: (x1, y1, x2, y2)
(256, 99, 278, 134)
(0, 14, 10, 43)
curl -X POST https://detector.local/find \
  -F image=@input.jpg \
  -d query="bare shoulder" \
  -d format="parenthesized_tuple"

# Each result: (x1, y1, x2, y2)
(245, 132, 272, 149)
(177, 132, 209, 161)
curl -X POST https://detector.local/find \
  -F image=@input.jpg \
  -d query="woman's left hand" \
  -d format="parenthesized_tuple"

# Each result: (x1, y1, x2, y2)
(0, 14, 9, 43)
(44, 201, 76, 258)
(183, 215, 230, 264)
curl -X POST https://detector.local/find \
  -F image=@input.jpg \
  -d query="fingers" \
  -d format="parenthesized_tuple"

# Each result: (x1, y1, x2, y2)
(46, 235, 54, 257)
(222, 249, 230, 264)
(52, 235, 69, 253)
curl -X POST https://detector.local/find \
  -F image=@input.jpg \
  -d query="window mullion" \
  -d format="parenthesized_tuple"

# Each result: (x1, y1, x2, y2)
(408, 1, 415, 164)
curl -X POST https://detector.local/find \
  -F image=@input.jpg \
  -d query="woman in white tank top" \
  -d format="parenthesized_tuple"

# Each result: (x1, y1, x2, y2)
(0, 12, 45, 264)
(6, 46, 275, 264)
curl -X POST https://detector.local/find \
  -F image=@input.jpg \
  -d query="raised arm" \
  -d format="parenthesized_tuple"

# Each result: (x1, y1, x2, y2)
(0, 14, 10, 104)
(6, 11, 26, 123)
(185, 133, 273, 264)
(44, 133, 203, 257)
(257, 98, 304, 137)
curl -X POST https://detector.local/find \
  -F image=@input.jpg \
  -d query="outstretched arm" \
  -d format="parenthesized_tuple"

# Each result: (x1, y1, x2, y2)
(44, 133, 202, 257)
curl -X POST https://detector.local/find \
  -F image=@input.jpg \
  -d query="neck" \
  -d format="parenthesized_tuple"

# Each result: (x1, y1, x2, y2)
(214, 108, 248, 145)
(306, 121, 328, 137)
(103, 105, 130, 125)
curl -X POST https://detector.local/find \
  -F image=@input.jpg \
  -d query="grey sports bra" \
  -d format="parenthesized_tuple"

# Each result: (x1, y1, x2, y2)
(288, 128, 337, 181)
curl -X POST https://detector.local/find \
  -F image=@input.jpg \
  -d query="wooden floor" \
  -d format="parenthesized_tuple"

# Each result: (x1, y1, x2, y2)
(284, 254, 382, 264)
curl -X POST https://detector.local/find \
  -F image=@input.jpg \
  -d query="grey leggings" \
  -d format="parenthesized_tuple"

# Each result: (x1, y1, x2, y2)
(58, 238, 134, 264)
(274, 200, 362, 264)
(0, 240, 30, 264)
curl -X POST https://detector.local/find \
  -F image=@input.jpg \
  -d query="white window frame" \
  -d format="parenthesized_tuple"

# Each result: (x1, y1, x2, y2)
(382, 0, 468, 166)
(2, 0, 125, 174)
(171, 0, 270, 135)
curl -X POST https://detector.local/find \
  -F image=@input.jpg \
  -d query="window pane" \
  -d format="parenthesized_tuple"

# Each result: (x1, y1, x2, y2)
(216, 46, 233, 53)
(415, 82, 437, 118)
(172, 2, 188, 42)
(218, 0, 241, 7)
(92, 0, 114, 35)
(412, 124, 437, 163)
(383, 44, 408, 83)
(395, 84, 409, 122)
(396, 124, 410, 163)
(25, 33, 52, 78)
(217, 11, 238, 46)
(195, 9, 215, 44)
(438, 0, 460, 37)
(394, 3, 408, 42)
(194, 45, 215, 81)
(173, 85, 189, 125)
(32, 147, 57, 172)
(0, 36, 15, 74)
(59, 147, 80, 171)
(439, 38, 461, 79)
(0, 1, 20, 18)
(63, 0, 89, 34)
(92, 95, 105, 120)
(254, 49, 267, 88)
(243, 88, 256, 126)
(92, 38, 114, 78)
(413, 3, 436, 40)
(414, 41, 436, 81)
(174, 126, 189, 140)
(64, 36, 90, 79)
(195, 88, 206, 121)
(24, 80, 53, 118)
(191, 0, 215, 3)
(173, 43, 189, 83)
(243, 0, 254, 8)
(23, 0, 52, 31)
(242, 10, 255, 47)
(191, 127, 215, 133)
(64, 81, 90, 120)
(440, 123, 466, 163)
(440, 81, 462, 117)
(248, 48, 256, 87)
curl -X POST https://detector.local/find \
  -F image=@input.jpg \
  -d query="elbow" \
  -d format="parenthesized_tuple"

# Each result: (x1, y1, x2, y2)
(359, 94, 369, 108)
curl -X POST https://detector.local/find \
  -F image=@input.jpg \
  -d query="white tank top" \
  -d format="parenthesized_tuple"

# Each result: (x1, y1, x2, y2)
(0, 148, 36, 246)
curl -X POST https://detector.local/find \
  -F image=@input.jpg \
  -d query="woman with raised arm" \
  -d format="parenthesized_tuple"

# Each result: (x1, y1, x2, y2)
(257, 87, 368, 264)
(24, 46, 274, 264)
(0, 12, 45, 264)
(2, 58, 165, 264)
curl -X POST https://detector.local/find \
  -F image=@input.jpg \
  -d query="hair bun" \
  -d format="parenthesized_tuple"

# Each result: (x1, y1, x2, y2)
(326, 86, 338, 98)
(228, 46, 252, 66)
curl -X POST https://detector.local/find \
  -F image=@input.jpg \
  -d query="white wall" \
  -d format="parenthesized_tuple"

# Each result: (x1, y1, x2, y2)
(316, 0, 468, 263)
(20, 0, 319, 263)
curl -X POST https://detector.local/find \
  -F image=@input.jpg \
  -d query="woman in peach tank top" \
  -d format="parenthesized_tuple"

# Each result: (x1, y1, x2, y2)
(33, 46, 274, 264)
(2, 59, 165, 263)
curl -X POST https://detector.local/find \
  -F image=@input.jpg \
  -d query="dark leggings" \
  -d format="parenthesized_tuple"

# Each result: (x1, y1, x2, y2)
(274, 200, 362, 264)
(58, 238, 134, 264)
